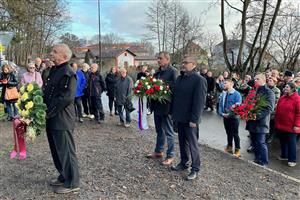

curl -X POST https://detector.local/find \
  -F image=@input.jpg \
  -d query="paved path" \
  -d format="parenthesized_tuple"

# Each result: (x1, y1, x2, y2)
(101, 95, 300, 180)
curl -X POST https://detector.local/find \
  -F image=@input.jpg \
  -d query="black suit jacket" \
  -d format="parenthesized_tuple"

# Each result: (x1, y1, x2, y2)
(43, 62, 77, 131)
(151, 65, 177, 116)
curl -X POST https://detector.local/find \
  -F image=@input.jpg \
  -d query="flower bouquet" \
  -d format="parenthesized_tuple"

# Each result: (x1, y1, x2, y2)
(133, 76, 171, 130)
(231, 89, 268, 121)
(16, 83, 47, 141)
(133, 76, 171, 103)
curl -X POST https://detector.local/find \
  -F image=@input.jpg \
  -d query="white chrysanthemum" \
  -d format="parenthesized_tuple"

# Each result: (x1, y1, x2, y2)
(153, 78, 157, 82)
(137, 90, 140, 93)
(160, 86, 163, 90)
(147, 85, 151, 89)
(164, 91, 167, 94)
(141, 77, 146, 80)
(145, 82, 149, 85)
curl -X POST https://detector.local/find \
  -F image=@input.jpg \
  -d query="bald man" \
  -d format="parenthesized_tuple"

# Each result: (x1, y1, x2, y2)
(35, 57, 43, 72)
(246, 73, 275, 166)
(43, 44, 80, 194)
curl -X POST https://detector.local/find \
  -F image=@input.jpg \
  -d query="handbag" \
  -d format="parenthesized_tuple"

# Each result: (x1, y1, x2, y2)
(5, 87, 19, 100)
(125, 98, 135, 113)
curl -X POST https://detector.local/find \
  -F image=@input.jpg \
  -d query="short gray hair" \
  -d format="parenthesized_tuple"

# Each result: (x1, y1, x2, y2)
(158, 51, 170, 61)
(56, 44, 72, 61)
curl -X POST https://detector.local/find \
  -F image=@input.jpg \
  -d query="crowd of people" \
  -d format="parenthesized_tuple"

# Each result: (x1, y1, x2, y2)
(200, 68, 300, 167)
(0, 43, 299, 194)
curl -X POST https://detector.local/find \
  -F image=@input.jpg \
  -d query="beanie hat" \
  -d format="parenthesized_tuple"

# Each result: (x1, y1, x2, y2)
(284, 70, 293, 77)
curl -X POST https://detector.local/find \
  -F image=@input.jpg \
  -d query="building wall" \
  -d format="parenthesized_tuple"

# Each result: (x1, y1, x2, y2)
(134, 60, 157, 66)
(117, 52, 135, 67)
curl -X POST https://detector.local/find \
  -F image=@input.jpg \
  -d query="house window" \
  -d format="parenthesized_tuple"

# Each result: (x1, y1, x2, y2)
(125, 53, 127, 56)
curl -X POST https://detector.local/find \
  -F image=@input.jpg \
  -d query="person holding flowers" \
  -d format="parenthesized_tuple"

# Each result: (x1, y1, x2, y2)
(246, 73, 275, 166)
(275, 82, 300, 167)
(43, 44, 80, 194)
(218, 79, 242, 157)
(171, 56, 207, 180)
(146, 51, 177, 166)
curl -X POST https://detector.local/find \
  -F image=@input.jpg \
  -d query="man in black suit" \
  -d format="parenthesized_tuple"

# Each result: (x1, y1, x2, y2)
(171, 56, 207, 180)
(43, 44, 80, 194)
(146, 51, 177, 166)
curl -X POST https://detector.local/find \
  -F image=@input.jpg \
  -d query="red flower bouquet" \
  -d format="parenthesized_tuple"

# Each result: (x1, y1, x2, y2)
(231, 89, 268, 121)
(133, 76, 171, 102)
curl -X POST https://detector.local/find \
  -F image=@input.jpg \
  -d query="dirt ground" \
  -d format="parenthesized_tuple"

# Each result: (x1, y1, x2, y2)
(0, 114, 300, 200)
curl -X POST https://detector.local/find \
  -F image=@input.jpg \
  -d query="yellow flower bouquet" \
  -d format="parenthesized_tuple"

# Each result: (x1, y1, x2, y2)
(16, 83, 47, 142)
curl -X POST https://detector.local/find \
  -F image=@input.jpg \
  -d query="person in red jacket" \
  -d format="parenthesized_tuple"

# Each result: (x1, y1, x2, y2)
(275, 82, 300, 167)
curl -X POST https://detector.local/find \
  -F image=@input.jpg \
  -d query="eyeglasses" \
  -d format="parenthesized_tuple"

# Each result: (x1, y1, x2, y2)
(182, 61, 192, 65)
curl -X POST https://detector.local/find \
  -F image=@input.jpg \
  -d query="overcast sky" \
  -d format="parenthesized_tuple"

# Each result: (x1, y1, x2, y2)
(67, 0, 300, 44)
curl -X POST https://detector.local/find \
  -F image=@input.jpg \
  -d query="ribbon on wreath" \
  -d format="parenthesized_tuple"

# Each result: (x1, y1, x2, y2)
(138, 96, 149, 131)
(10, 118, 27, 159)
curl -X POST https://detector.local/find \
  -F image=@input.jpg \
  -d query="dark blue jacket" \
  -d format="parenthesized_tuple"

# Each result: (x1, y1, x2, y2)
(87, 71, 106, 97)
(151, 65, 177, 116)
(172, 70, 207, 124)
(75, 70, 86, 97)
(246, 85, 275, 133)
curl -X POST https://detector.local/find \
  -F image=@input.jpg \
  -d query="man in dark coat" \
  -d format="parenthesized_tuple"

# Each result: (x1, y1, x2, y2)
(171, 56, 207, 180)
(136, 65, 148, 80)
(105, 66, 119, 116)
(114, 67, 133, 127)
(246, 73, 275, 166)
(87, 63, 106, 123)
(146, 51, 177, 166)
(43, 44, 80, 194)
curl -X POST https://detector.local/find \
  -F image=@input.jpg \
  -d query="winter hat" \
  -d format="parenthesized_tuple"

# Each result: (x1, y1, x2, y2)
(284, 70, 293, 77)
(286, 81, 296, 92)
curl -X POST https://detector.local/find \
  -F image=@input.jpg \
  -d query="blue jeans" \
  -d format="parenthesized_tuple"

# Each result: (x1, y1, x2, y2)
(250, 132, 268, 165)
(5, 101, 18, 118)
(278, 131, 297, 163)
(117, 105, 131, 124)
(154, 113, 175, 158)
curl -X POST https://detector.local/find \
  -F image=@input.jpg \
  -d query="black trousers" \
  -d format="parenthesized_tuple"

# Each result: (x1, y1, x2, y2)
(74, 97, 83, 118)
(90, 96, 105, 120)
(82, 93, 92, 115)
(46, 129, 80, 188)
(177, 122, 201, 172)
(108, 96, 117, 113)
(223, 117, 240, 149)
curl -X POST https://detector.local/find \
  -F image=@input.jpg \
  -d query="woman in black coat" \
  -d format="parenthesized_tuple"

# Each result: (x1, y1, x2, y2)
(0, 64, 19, 121)
(105, 66, 119, 116)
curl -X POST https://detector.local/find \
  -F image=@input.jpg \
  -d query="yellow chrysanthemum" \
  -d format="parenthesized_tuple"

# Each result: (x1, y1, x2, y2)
(25, 101, 34, 110)
(21, 109, 29, 117)
(21, 92, 29, 101)
(20, 86, 25, 94)
(27, 83, 34, 92)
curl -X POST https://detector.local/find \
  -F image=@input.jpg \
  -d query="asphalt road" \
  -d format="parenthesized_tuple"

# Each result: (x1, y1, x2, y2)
(101, 95, 300, 180)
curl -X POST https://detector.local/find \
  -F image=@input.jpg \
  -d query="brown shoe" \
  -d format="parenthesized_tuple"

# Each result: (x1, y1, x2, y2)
(161, 157, 174, 166)
(54, 186, 80, 194)
(146, 152, 163, 159)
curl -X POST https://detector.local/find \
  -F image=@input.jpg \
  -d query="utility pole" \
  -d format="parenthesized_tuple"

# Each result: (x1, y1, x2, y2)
(98, 0, 102, 72)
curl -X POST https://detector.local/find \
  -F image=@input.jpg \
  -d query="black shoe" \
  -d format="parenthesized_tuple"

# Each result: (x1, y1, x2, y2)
(49, 179, 64, 186)
(114, 112, 119, 115)
(247, 145, 254, 153)
(79, 118, 83, 123)
(171, 164, 188, 171)
(97, 119, 101, 124)
(186, 170, 198, 181)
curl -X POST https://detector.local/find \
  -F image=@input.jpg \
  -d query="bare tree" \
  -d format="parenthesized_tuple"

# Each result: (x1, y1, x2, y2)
(219, 0, 283, 75)
(0, 0, 69, 65)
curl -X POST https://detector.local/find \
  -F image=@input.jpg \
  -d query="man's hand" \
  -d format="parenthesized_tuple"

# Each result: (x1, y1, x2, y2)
(293, 126, 299, 131)
(1, 79, 8, 84)
(223, 113, 229, 118)
(189, 122, 197, 128)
